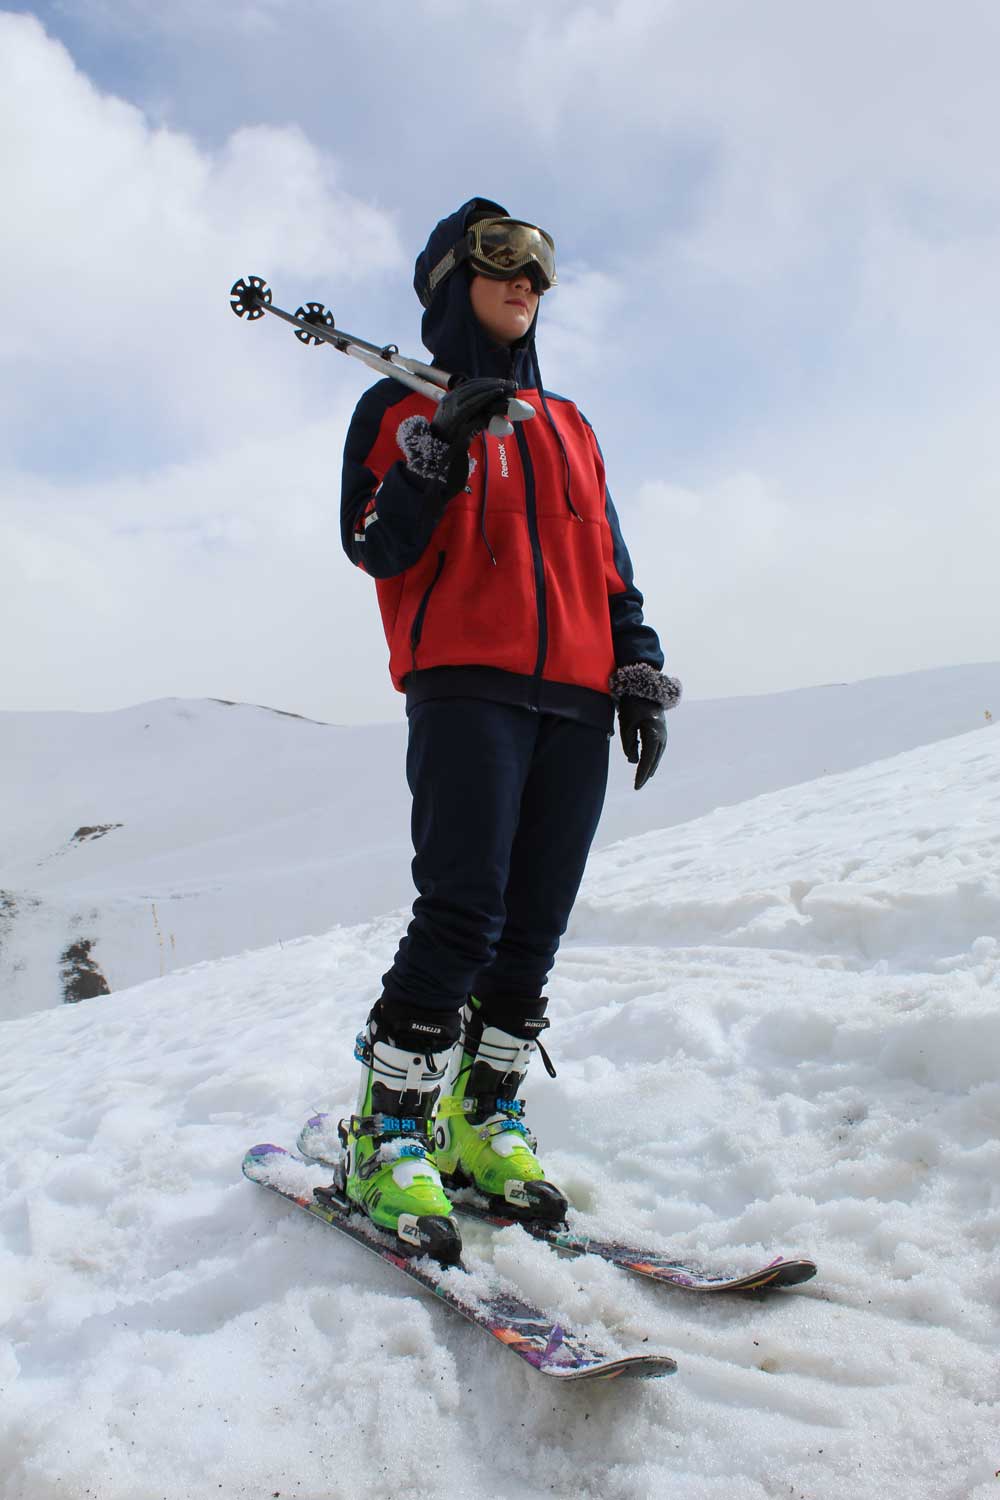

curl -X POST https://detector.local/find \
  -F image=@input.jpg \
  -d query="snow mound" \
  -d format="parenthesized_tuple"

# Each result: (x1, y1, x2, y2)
(1, 721, 998, 1496)
(574, 723, 1000, 969)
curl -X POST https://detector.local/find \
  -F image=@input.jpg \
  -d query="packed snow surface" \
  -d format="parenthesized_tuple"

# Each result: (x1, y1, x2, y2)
(1, 676, 999, 1497)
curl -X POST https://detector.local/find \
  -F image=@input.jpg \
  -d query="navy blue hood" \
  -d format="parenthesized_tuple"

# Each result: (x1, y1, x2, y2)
(413, 197, 538, 387)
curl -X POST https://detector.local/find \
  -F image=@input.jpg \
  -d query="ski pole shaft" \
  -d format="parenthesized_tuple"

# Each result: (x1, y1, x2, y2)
(251, 298, 450, 395)
(333, 341, 449, 403)
(229, 276, 535, 432)
(230, 277, 449, 389)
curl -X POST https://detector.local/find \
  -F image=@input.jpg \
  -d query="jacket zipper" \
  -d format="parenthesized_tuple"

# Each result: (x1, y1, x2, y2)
(410, 549, 447, 672)
(513, 423, 548, 693)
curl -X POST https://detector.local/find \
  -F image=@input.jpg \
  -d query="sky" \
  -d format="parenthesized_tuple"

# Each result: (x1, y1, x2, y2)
(2, 0, 999, 723)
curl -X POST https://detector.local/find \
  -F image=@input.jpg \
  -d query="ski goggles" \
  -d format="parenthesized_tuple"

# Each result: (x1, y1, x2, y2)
(424, 218, 557, 305)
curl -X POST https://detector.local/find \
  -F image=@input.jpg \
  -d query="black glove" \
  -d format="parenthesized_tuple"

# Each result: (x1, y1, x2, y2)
(617, 695, 667, 790)
(394, 379, 516, 505)
(431, 377, 515, 449)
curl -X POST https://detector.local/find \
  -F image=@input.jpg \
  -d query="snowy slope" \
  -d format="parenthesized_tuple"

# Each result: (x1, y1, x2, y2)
(1, 723, 998, 1499)
(1, 661, 997, 1017)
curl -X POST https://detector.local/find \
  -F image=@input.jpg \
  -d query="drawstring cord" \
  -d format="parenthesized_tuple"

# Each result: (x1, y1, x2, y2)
(474, 340, 579, 565)
(531, 344, 581, 521)
(478, 433, 497, 565)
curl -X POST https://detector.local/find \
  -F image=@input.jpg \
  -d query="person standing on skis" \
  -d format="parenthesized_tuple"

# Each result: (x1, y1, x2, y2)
(334, 198, 681, 1263)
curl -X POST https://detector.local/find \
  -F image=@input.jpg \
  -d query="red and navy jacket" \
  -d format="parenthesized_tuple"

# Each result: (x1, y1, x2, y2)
(340, 197, 664, 735)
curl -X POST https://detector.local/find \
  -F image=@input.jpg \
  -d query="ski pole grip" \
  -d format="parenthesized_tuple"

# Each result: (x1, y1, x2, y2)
(487, 398, 535, 437)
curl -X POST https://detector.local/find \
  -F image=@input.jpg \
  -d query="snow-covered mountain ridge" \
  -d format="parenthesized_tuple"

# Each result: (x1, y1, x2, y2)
(1, 660, 997, 1017)
(1, 694, 998, 1498)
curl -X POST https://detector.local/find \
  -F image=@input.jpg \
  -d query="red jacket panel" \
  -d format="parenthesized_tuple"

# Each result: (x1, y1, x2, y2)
(341, 378, 663, 717)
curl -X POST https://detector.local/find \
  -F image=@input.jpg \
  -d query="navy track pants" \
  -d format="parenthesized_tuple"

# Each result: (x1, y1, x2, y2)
(380, 698, 610, 1015)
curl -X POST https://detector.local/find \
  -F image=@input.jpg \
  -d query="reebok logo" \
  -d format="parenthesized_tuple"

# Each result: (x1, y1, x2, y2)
(498, 442, 509, 478)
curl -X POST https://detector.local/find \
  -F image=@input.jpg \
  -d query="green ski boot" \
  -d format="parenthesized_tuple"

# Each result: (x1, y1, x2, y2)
(340, 998, 462, 1264)
(433, 995, 568, 1224)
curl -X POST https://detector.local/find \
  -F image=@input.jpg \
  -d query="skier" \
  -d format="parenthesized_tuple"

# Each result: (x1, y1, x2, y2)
(338, 198, 681, 1261)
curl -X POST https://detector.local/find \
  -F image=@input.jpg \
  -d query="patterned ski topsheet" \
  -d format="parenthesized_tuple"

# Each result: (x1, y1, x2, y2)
(297, 1113, 817, 1295)
(451, 1198, 817, 1291)
(243, 1144, 676, 1382)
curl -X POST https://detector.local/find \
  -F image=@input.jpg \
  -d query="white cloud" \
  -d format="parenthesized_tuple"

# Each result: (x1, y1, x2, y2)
(538, 266, 626, 386)
(0, 11, 407, 719)
(1, 411, 401, 721)
(627, 466, 1000, 698)
(4, 3, 1000, 719)
(0, 12, 402, 463)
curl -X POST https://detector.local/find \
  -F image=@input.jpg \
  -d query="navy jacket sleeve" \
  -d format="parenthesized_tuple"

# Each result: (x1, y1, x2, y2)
(603, 484, 665, 671)
(602, 486, 665, 669)
(580, 414, 664, 672)
(341, 380, 449, 579)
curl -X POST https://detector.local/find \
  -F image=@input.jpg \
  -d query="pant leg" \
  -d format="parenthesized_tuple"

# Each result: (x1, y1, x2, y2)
(473, 714, 610, 1004)
(381, 699, 539, 1014)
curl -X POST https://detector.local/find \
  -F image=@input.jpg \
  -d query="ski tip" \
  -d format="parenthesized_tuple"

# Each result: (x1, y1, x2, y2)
(616, 1354, 678, 1380)
(768, 1259, 818, 1287)
(242, 1143, 291, 1178)
(545, 1353, 677, 1381)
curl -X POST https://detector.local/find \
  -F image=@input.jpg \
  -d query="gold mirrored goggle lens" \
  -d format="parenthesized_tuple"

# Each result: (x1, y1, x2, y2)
(468, 219, 557, 289)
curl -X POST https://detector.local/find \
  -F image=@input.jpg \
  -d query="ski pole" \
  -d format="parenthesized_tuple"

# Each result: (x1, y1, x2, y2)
(229, 277, 534, 437)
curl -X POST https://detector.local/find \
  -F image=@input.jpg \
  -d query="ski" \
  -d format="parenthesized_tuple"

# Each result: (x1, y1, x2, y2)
(297, 1113, 817, 1295)
(243, 1144, 676, 1382)
(448, 1197, 817, 1292)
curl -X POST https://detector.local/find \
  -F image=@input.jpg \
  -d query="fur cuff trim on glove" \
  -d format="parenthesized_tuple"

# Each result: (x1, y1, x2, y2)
(396, 415, 453, 482)
(609, 663, 683, 708)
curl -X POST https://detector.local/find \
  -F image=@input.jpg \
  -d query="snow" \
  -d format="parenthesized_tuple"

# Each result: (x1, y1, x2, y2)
(1, 660, 996, 1015)
(1, 666, 999, 1498)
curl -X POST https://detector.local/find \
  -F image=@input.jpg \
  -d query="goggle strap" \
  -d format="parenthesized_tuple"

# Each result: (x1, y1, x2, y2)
(426, 238, 472, 304)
